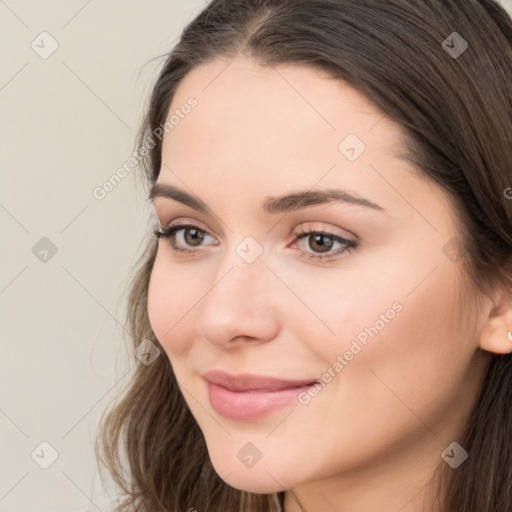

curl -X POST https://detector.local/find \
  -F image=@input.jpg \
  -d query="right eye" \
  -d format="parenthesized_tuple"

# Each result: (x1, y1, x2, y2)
(154, 222, 218, 254)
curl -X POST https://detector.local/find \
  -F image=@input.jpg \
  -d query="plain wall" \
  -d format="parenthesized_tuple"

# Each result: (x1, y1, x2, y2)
(1, 1, 512, 511)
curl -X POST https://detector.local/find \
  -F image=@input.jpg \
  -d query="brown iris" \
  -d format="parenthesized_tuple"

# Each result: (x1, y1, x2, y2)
(183, 227, 205, 247)
(307, 233, 334, 253)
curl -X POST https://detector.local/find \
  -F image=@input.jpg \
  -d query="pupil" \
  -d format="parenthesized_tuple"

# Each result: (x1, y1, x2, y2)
(312, 234, 332, 253)
(186, 228, 203, 246)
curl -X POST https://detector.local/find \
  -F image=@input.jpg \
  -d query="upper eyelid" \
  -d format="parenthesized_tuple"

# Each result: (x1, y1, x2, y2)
(153, 202, 229, 235)
(152, 200, 370, 238)
(163, 218, 351, 234)
(156, 216, 212, 235)
(162, 221, 355, 245)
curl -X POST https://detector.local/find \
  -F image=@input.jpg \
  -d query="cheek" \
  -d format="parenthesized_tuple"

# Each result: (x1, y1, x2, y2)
(342, 265, 465, 419)
(147, 257, 197, 356)
(307, 250, 465, 419)
(279, 255, 402, 360)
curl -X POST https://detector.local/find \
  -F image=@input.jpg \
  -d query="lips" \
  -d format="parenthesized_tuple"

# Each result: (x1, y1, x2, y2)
(202, 369, 318, 392)
(202, 370, 320, 421)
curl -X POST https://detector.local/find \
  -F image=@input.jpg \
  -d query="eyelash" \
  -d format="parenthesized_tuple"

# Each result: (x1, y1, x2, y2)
(153, 222, 357, 262)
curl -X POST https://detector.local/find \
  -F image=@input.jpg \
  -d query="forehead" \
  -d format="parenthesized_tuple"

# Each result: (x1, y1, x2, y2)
(158, 55, 436, 219)
(165, 54, 407, 159)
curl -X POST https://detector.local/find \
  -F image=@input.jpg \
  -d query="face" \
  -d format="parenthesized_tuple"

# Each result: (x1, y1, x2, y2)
(147, 54, 490, 497)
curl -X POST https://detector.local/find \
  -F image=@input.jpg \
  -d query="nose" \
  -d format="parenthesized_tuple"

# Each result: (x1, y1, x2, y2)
(196, 257, 280, 347)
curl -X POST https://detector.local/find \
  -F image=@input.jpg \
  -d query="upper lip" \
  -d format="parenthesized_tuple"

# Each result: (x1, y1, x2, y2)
(202, 370, 319, 392)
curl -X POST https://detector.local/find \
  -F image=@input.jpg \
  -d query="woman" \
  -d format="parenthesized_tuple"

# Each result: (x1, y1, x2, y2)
(95, 1, 512, 510)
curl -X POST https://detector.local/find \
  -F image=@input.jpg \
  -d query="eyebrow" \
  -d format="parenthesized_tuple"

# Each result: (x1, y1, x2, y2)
(148, 183, 385, 214)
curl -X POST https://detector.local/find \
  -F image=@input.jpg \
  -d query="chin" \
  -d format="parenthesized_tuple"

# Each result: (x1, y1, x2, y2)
(220, 473, 285, 494)
(209, 456, 288, 494)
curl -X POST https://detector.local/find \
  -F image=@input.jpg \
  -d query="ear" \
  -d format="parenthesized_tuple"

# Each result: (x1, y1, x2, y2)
(478, 282, 512, 355)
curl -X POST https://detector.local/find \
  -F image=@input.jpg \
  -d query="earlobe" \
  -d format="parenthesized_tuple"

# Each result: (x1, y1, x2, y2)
(478, 318, 512, 354)
(478, 291, 512, 355)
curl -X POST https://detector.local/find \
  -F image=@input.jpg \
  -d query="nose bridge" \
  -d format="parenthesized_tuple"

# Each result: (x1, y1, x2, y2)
(213, 231, 268, 290)
(197, 239, 278, 343)
(208, 243, 268, 309)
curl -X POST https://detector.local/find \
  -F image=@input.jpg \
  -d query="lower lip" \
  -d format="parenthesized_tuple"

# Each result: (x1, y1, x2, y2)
(206, 381, 315, 421)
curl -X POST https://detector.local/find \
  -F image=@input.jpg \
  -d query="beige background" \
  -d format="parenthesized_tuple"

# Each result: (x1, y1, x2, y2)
(1, 1, 512, 511)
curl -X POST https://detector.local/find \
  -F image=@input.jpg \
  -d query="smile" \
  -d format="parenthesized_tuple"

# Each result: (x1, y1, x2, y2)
(203, 370, 319, 421)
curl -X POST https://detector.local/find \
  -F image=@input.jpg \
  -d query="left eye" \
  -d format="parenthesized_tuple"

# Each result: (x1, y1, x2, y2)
(153, 223, 357, 262)
(292, 230, 356, 260)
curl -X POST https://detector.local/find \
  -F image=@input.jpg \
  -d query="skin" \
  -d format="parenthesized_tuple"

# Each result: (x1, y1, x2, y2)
(146, 54, 512, 512)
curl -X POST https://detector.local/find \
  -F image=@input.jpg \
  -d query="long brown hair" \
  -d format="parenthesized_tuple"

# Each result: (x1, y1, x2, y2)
(94, 1, 512, 510)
